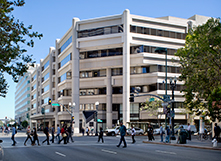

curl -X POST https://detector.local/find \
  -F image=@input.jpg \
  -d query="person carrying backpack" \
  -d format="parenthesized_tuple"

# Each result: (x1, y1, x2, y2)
(11, 124, 17, 146)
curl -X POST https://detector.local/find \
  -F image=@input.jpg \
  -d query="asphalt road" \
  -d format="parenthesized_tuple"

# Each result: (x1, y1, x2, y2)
(1, 136, 221, 161)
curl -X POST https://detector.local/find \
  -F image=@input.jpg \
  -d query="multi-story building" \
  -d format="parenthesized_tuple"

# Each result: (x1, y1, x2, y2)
(16, 10, 211, 133)
(15, 65, 37, 127)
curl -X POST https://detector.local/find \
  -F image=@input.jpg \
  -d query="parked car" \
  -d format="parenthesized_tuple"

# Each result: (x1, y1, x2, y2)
(153, 127, 165, 135)
(105, 126, 120, 136)
(174, 125, 197, 134)
(127, 127, 144, 135)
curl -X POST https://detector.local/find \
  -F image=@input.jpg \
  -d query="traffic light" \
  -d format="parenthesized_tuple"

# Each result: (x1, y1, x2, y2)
(41, 107, 45, 114)
(48, 98, 52, 105)
(130, 94, 134, 102)
(72, 116, 74, 121)
(26, 113, 29, 119)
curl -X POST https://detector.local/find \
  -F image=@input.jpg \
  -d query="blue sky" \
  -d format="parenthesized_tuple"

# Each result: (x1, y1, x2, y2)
(0, 0, 220, 119)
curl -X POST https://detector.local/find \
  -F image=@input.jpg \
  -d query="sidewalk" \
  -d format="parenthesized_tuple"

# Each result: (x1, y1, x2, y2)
(143, 135, 221, 151)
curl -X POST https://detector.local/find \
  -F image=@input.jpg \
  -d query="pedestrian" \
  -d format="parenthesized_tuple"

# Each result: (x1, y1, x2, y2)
(165, 126, 171, 143)
(214, 123, 220, 140)
(116, 122, 127, 148)
(147, 124, 154, 141)
(11, 124, 17, 146)
(187, 123, 191, 141)
(67, 125, 74, 143)
(97, 127, 104, 143)
(59, 125, 68, 144)
(42, 124, 50, 145)
(131, 125, 136, 143)
(56, 124, 61, 143)
(91, 127, 94, 136)
(32, 127, 40, 146)
(50, 125, 55, 143)
(82, 127, 85, 136)
(24, 126, 33, 146)
(160, 123, 164, 142)
(86, 127, 89, 136)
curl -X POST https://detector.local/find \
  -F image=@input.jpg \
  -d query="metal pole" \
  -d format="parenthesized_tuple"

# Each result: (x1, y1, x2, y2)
(44, 112, 45, 129)
(171, 85, 176, 140)
(95, 105, 98, 136)
(165, 50, 167, 128)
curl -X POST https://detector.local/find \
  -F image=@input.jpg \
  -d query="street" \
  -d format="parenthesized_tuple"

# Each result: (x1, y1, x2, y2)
(1, 134, 221, 161)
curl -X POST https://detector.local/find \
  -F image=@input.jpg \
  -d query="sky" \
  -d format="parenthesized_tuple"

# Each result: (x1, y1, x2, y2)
(0, 0, 220, 119)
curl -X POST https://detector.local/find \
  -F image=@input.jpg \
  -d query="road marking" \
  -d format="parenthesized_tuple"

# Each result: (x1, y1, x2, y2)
(156, 150, 176, 155)
(101, 149, 117, 155)
(55, 152, 66, 157)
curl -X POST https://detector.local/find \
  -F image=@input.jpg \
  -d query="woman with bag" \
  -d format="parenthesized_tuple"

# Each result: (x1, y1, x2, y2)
(59, 125, 67, 144)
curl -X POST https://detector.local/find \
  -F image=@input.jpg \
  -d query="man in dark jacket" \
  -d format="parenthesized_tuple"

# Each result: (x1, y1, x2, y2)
(67, 125, 74, 143)
(42, 125, 50, 145)
(50, 125, 55, 143)
(98, 127, 104, 143)
(214, 123, 220, 140)
(117, 122, 127, 148)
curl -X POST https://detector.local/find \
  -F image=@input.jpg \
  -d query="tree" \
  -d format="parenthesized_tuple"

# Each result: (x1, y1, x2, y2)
(0, 0, 43, 97)
(21, 120, 28, 128)
(140, 99, 164, 124)
(175, 18, 221, 121)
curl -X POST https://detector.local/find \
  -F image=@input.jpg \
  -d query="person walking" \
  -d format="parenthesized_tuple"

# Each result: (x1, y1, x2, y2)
(67, 125, 74, 143)
(32, 127, 40, 146)
(86, 127, 89, 136)
(131, 125, 136, 143)
(24, 126, 33, 146)
(97, 127, 104, 143)
(116, 122, 127, 148)
(81, 127, 85, 136)
(59, 125, 68, 144)
(50, 125, 55, 143)
(214, 123, 220, 140)
(11, 124, 17, 146)
(187, 123, 191, 141)
(165, 126, 171, 143)
(42, 125, 50, 145)
(147, 124, 154, 141)
(160, 123, 164, 142)
(56, 124, 61, 143)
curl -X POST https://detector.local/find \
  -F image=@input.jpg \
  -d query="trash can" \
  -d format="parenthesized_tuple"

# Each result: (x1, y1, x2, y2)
(179, 129, 187, 144)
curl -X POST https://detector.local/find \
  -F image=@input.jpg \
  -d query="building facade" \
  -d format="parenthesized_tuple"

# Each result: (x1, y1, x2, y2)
(15, 10, 210, 133)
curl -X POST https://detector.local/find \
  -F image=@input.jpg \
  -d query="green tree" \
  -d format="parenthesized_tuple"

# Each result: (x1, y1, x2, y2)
(0, 0, 43, 97)
(21, 120, 28, 128)
(175, 18, 221, 121)
(140, 99, 164, 124)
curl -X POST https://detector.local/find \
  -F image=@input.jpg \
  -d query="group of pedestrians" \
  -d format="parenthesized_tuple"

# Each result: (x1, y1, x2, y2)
(1, 125, 10, 135)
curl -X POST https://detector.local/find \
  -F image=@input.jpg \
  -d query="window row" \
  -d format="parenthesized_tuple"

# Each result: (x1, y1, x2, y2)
(130, 45, 177, 55)
(80, 69, 106, 78)
(42, 60, 49, 71)
(41, 85, 49, 94)
(78, 25, 123, 38)
(42, 72, 49, 83)
(58, 36, 72, 55)
(80, 88, 106, 96)
(80, 48, 122, 59)
(130, 25, 186, 40)
(58, 53, 72, 69)
(58, 72, 72, 84)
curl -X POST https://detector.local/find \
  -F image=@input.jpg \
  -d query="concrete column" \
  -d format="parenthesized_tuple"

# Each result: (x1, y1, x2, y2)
(122, 9, 130, 127)
(72, 17, 80, 134)
(106, 68, 112, 128)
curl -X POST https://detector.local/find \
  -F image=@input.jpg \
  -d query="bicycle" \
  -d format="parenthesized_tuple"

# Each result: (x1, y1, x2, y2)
(197, 133, 208, 140)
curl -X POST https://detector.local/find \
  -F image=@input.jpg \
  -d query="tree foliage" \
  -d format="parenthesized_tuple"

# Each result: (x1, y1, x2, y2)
(0, 0, 43, 97)
(21, 120, 28, 128)
(175, 18, 221, 121)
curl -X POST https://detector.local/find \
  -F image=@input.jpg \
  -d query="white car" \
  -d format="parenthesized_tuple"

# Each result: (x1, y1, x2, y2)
(153, 127, 165, 135)
(127, 127, 144, 135)
(105, 126, 120, 136)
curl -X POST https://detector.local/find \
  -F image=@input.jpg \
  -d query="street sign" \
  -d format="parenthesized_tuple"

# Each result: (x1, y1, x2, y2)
(52, 103, 60, 106)
(163, 95, 170, 102)
(97, 119, 103, 122)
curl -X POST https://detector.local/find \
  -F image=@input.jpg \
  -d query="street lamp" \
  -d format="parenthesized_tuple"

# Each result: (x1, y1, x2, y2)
(69, 102, 75, 132)
(170, 77, 177, 140)
(155, 47, 168, 127)
(95, 101, 99, 136)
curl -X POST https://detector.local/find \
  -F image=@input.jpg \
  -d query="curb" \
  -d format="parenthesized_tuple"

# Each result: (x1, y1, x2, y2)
(143, 141, 221, 151)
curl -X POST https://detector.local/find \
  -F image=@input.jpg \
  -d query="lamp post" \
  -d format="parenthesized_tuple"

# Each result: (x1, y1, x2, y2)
(69, 102, 76, 130)
(95, 101, 99, 136)
(170, 77, 177, 140)
(155, 47, 168, 127)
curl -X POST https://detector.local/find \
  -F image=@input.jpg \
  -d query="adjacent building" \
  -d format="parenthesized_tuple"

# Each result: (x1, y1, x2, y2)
(15, 10, 211, 133)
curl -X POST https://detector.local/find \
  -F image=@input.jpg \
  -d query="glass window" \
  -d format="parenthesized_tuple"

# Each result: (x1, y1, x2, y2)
(111, 26, 118, 33)
(170, 32, 176, 38)
(130, 26, 136, 33)
(150, 29, 156, 35)
(59, 53, 71, 69)
(157, 30, 163, 36)
(177, 33, 182, 39)
(143, 28, 149, 34)
(164, 31, 169, 37)
(137, 27, 143, 34)
(59, 36, 72, 54)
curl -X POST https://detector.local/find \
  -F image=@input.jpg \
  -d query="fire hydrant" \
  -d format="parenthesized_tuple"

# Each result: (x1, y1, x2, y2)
(212, 138, 217, 148)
